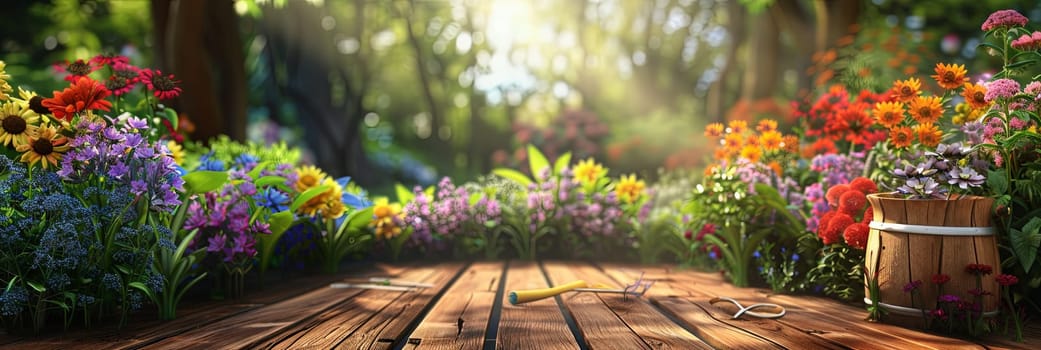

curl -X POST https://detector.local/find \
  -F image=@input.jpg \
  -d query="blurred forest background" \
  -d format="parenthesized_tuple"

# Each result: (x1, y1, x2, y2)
(2, 0, 1040, 192)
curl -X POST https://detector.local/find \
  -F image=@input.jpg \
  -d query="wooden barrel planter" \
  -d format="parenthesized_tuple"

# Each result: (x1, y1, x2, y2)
(863, 192, 1001, 322)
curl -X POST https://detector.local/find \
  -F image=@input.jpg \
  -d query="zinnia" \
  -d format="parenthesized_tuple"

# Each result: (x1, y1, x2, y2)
(139, 68, 183, 100)
(41, 78, 113, 122)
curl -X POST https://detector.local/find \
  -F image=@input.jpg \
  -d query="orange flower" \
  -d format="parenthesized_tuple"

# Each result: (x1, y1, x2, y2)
(782, 135, 799, 154)
(41, 77, 113, 122)
(760, 130, 782, 151)
(723, 133, 742, 151)
(932, 63, 967, 90)
(745, 135, 760, 148)
(961, 82, 990, 110)
(767, 160, 783, 177)
(873, 101, 905, 129)
(740, 145, 762, 163)
(756, 119, 777, 132)
(704, 123, 724, 138)
(713, 148, 728, 161)
(891, 78, 921, 102)
(727, 120, 748, 134)
(890, 126, 914, 148)
(908, 96, 944, 124)
(913, 123, 943, 148)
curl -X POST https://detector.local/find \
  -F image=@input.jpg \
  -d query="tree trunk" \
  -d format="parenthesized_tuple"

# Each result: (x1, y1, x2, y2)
(740, 9, 781, 101)
(706, 0, 746, 123)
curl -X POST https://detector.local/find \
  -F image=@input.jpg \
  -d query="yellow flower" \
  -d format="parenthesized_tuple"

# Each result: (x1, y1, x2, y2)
(572, 158, 606, 185)
(872, 101, 905, 129)
(760, 130, 782, 151)
(615, 174, 645, 204)
(908, 96, 944, 124)
(756, 119, 778, 132)
(0, 61, 12, 101)
(931, 63, 968, 90)
(297, 178, 346, 219)
(370, 198, 404, 240)
(294, 165, 327, 192)
(961, 82, 990, 110)
(913, 123, 943, 148)
(166, 140, 184, 165)
(704, 123, 724, 138)
(727, 120, 748, 134)
(16, 125, 68, 169)
(739, 145, 762, 163)
(891, 77, 921, 102)
(0, 102, 40, 147)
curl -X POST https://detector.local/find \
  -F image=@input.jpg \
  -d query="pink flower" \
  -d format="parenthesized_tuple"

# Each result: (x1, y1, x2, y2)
(996, 274, 1019, 286)
(1025, 81, 1041, 96)
(1011, 31, 1041, 51)
(139, 68, 182, 100)
(985, 79, 1021, 102)
(1009, 117, 1030, 130)
(981, 9, 1029, 31)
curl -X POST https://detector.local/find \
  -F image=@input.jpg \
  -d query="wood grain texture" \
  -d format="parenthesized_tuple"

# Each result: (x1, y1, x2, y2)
(541, 262, 652, 350)
(560, 262, 713, 350)
(140, 264, 415, 350)
(497, 261, 578, 350)
(403, 262, 503, 350)
(651, 296, 783, 349)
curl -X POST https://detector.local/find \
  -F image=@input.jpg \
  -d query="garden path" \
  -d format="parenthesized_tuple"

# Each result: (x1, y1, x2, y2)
(1, 261, 1037, 349)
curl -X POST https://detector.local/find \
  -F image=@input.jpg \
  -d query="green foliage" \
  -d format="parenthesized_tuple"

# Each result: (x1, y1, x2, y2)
(131, 229, 208, 321)
(1010, 217, 1041, 273)
(314, 207, 374, 274)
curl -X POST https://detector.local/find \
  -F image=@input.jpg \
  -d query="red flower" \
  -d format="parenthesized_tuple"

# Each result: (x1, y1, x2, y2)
(861, 206, 873, 224)
(849, 177, 878, 194)
(996, 274, 1019, 286)
(41, 78, 113, 121)
(825, 184, 851, 207)
(966, 263, 993, 275)
(843, 222, 870, 249)
(53, 59, 97, 82)
(932, 273, 951, 285)
(817, 211, 836, 238)
(838, 190, 867, 216)
(139, 68, 182, 100)
(822, 213, 853, 245)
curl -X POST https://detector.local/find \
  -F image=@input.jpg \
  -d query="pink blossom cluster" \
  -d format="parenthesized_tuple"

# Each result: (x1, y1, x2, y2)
(981, 9, 1028, 31)
(1011, 31, 1041, 51)
(985, 78, 1021, 102)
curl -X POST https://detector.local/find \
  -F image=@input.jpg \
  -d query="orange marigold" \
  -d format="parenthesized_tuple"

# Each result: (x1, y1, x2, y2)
(913, 123, 943, 148)
(727, 120, 748, 134)
(745, 134, 760, 148)
(961, 82, 990, 110)
(781, 135, 799, 153)
(767, 160, 783, 177)
(756, 119, 778, 132)
(723, 133, 742, 150)
(908, 96, 944, 124)
(740, 145, 762, 163)
(705, 123, 724, 138)
(932, 63, 968, 90)
(891, 77, 921, 102)
(890, 126, 914, 148)
(873, 101, 905, 129)
(760, 130, 783, 151)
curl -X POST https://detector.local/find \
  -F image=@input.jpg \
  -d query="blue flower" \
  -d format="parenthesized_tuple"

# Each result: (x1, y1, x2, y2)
(197, 153, 225, 171)
(254, 188, 290, 212)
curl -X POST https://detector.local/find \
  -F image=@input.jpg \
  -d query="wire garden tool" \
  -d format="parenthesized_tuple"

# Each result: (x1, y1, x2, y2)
(329, 277, 433, 292)
(709, 297, 786, 319)
(508, 273, 654, 305)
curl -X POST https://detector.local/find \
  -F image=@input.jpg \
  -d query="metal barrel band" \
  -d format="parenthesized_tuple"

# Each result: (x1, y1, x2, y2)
(863, 298, 1000, 318)
(868, 221, 996, 236)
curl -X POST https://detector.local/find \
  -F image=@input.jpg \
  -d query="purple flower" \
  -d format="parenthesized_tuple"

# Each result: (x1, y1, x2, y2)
(897, 177, 943, 198)
(947, 166, 985, 190)
(985, 79, 1021, 102)
(125, 116, 149, 130)
(903, 280, 923, 293)
(130, 180, 148, 195)
(938, 294, 961, 303)
(107, 162, 130, 179)
(207, 234, 227, 253)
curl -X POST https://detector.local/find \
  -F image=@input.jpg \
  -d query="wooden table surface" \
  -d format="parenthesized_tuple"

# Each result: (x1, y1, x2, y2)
(2, 261, 1037, 349)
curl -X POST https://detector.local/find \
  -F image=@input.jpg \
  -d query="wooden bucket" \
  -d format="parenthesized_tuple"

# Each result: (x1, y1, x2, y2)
(864, 193, 1001, 319)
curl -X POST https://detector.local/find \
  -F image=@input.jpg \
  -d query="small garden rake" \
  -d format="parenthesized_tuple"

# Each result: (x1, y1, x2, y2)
(508, 272, 654, 305)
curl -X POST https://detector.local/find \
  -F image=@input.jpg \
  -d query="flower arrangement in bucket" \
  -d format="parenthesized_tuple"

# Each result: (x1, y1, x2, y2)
(862, 9, 1041, 339)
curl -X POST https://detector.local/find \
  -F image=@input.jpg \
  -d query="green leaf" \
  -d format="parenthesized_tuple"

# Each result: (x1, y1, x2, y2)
(27, 281, 45, 293)
(977, 42, 1005, 56)
(290, 185, 332, 212)
(492, 168, 533, 186)
(268, 210, 294, 236)
(340, 207, 375, 235)
(1007, 59, 1038, 69)
(553, 152, 572, 175)
(395, 183, 415, 203)
(128, 281, 156, 301)
(1010, 218, 1041, 273)
(258, 211, 294, 273)
(162, 108, 179, 132)
(255, 175, 287, 188)
(987, 169, 1008, 195)
(248, 161, 274, 180)
(527, 144, 549, 180)
(182, 171, 229, 195)
(469, 192, 483, 206)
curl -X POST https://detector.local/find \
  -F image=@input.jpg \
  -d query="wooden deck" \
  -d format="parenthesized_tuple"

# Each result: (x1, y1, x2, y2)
(2, 261, 1037, 349)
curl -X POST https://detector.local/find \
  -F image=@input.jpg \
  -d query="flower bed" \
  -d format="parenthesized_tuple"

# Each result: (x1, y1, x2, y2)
(0, 7, 1038, 343)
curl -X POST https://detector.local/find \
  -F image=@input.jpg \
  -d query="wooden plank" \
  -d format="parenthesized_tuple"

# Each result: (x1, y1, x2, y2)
(541, 262, 652, 349)
(259, 263, 461, 349)
(651, 296, 783, 349)
(334, 262, 464, 349)
(403, 262, 503, 350)
(1, 265, 391, 350)
(603, 263, 987, 350)
(559, 262, 714, 349)
(141, 264, 417, 349)
(497, 261, 578, 350)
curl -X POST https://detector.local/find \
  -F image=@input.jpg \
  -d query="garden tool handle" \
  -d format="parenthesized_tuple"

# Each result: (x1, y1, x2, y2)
(508, 280, 588, 305)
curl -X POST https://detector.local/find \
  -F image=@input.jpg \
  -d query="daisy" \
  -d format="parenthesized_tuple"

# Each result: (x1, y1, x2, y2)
(572, 158, 606, 185)
(615, 174, 645, 204)
(873, 101, 905, 129)
(891, 77, 921, 102)
(890, 126, 914, 148)
(931, 63, 968, 90)
(16, 125, 69, 169)
(961, 82, 990, 110)
(908, 96, 944, 124)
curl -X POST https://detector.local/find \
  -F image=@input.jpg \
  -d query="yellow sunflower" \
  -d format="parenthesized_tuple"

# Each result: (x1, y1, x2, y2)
(0, 60, 12, 100)
(932, 63, 968, 90)
(740, 145, 762, 163)
(891, 77, 921, 102)
(16, 125, 68, 169)
(727, 120, 748, 134)
(297, 178, 346, 219)
(756, 119, 778, 132)
(0, 102, 40, 147)
(913, 123, 943, 148)
(615, 174, 645, 204)
(872, 101, 906, 129)
(572, 158, 606, 186)
(704, 123, 724, 138)
(961, 82, 990, 110)
(760, 130, 782, 151)
(294, 165, 328, 192)
(370, 198, 404, 240)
